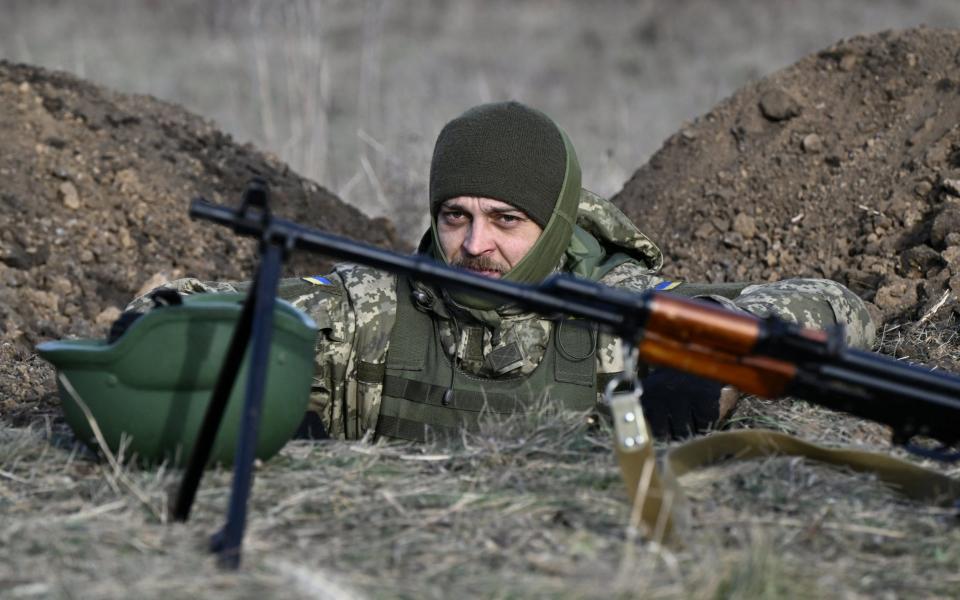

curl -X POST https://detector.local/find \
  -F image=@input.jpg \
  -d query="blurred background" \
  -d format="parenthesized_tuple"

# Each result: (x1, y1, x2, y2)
(3, 0, 960, 236)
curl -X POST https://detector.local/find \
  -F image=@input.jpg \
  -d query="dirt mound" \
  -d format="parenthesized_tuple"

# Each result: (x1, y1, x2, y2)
(615, 27, 960, 330)
(0, 61, 406, 421)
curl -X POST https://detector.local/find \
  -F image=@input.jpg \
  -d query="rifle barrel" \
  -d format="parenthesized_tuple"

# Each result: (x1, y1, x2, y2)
(833, 347, 960, 398)
(791, 360, 960, 445)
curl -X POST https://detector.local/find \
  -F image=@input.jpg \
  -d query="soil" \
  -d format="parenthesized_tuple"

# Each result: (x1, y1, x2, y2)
(0, 60, 407, 424)
(615, 27, 960, 342)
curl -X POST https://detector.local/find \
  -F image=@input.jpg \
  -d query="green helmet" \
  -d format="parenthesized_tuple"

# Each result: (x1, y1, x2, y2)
(36, 292, 317, 466)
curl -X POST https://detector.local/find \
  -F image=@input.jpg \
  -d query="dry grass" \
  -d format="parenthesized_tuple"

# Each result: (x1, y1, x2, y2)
(4, 334, 960, 599)
(876, 320, 960, 374)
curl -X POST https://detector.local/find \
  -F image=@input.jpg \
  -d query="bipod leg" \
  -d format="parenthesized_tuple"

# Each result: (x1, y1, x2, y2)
(210, 241, 285, 569)
(172, 262, 263, 523)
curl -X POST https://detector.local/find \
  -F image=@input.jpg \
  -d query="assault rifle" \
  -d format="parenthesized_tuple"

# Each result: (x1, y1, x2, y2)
(177, 179, 960, 567)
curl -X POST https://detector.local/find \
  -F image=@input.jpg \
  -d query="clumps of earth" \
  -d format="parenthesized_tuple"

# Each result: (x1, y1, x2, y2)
(2, 27, 959, 424)
(0, 60, 406, 423)
(615, 27, 960, 331)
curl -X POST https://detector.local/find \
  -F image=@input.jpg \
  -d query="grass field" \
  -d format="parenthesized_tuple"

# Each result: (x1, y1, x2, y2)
(3, 322, 960, 598)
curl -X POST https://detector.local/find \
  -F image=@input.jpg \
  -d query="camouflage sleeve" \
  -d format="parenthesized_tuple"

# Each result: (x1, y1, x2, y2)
(602, 268, 876, 350)
(596, 260, 668, 292)
(726, 278, 876, 350)
(331, 265, 398, 439)
(594, 261, 670, 394)
(285, 265, 397, 440)
(283, 273, 358, 440)
(123, 278, 241, 312)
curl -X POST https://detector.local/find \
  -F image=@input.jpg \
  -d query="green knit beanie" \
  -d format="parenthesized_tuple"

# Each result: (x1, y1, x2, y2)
(429, 101, 569, 228)
(427, 101, 582, 306)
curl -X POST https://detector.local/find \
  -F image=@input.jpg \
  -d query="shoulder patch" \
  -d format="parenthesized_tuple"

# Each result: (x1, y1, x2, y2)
(274, 276, 342, 303)
(303, 275, 334, 286)
(654, 281, 681, 291)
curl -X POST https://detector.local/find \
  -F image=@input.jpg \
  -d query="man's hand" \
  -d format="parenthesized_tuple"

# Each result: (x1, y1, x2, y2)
(640, 367, 739, 440)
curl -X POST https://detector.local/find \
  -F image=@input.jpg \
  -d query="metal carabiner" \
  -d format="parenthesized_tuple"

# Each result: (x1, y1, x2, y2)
(604, 344, 648, 450)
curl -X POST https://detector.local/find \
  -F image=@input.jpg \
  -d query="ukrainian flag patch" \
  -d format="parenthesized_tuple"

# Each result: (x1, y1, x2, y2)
(302, 275, 333, 286)
(654, 281, 681, 291)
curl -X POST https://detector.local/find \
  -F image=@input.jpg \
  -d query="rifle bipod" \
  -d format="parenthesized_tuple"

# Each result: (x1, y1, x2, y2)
(170, 178, 290, 569)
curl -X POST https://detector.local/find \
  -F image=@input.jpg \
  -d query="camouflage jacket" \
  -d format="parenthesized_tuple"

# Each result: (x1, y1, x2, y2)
(135, 192, 876, 439)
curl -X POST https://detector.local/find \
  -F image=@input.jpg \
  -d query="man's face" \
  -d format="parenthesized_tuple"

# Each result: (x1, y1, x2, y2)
(436, 196, 543, 278)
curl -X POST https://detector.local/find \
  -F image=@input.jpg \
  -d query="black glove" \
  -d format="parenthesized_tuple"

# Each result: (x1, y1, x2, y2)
(106, 289, 183, 343)
(640, 367, 723, 440)
(106, 310, 143, 343)
(293, 411, 329, 440)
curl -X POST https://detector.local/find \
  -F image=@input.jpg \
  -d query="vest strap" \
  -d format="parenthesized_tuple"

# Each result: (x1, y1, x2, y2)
(356, 361, 385, 383)
(376, 395, 472, 442)
(383, 376, 524, 414)
(385, 278, 428, 371)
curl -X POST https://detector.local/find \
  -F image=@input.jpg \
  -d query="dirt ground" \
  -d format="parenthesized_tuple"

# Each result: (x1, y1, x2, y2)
(615, 28, 960, 366)
(0, 60, 407, 425)
(2, 27, 960, 600)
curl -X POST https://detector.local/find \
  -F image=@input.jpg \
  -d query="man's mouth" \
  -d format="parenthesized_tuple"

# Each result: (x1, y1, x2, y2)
(467, 268, 502, 278)
(454, 257, 506, 278)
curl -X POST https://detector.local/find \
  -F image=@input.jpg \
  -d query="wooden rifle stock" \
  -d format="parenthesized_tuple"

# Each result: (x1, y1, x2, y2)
(633, 293, 960, 449)
(636, 294, 797, 398)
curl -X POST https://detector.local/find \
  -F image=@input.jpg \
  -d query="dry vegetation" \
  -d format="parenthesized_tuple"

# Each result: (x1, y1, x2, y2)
(3, 348, 960, 599)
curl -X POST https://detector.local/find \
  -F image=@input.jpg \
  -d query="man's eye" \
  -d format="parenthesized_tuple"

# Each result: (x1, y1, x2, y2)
(498, 214, 521, 224)
(442, 211, 464, 221)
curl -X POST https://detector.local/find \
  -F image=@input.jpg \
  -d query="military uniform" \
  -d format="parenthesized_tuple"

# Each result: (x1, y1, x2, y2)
(128, 101, 875, 441)
(136, 190, 875, 440)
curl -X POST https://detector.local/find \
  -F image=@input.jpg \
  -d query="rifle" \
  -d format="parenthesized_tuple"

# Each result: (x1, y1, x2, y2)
(178, 179, 960, 566)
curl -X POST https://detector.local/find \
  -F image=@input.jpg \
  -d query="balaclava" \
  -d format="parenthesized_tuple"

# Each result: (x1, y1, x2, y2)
(428, 101, 581, 309)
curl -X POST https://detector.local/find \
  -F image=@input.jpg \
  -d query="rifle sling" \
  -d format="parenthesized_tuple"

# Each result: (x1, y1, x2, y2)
(661, 430, 960, 505)
(611, 396, 960, 544)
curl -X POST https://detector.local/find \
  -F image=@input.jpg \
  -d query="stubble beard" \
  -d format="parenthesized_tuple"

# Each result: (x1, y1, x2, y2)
(453, 255, 507, 278)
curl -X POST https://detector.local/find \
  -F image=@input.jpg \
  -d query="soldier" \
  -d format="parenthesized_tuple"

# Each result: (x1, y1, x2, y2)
(132, 102, 875, 441)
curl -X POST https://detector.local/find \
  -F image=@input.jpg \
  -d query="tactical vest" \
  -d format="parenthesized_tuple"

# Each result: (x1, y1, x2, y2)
(375, 277, 598, 441)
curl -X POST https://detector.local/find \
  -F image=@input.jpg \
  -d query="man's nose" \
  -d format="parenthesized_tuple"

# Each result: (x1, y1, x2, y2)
(462, 221, 495, 256)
